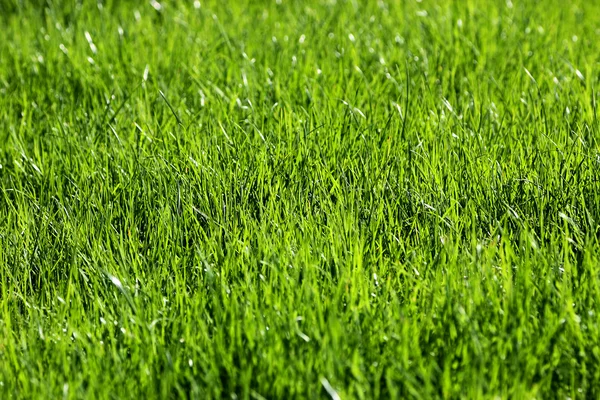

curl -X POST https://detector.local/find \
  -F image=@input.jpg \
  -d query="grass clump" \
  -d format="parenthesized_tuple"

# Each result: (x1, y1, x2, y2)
(1, 0, 600, 398)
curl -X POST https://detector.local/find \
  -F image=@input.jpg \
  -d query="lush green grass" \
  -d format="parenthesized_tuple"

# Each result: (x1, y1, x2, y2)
(1, 0, 600, 398)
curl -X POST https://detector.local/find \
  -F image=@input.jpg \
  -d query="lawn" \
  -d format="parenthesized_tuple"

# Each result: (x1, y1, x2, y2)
(1, 0, 600, 398)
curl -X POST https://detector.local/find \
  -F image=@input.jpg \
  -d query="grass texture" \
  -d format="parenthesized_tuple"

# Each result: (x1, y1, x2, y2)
(1, 0, 600, 398)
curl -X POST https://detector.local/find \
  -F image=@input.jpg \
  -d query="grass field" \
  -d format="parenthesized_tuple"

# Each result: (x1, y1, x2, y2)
(1, 0, 600, 398)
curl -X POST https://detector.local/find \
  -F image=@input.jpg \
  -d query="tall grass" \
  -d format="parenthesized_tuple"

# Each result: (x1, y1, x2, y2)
(1, 0, 599, 398)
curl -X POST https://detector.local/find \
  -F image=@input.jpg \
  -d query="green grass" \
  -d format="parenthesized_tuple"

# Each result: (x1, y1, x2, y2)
(1, 0, 600, 398)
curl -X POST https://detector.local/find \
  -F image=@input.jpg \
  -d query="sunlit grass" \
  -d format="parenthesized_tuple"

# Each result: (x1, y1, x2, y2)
(1, 0, 600, 398)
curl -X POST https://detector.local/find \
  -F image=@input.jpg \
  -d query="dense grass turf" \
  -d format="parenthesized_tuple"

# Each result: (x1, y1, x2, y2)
(1, 0, 600, 398)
